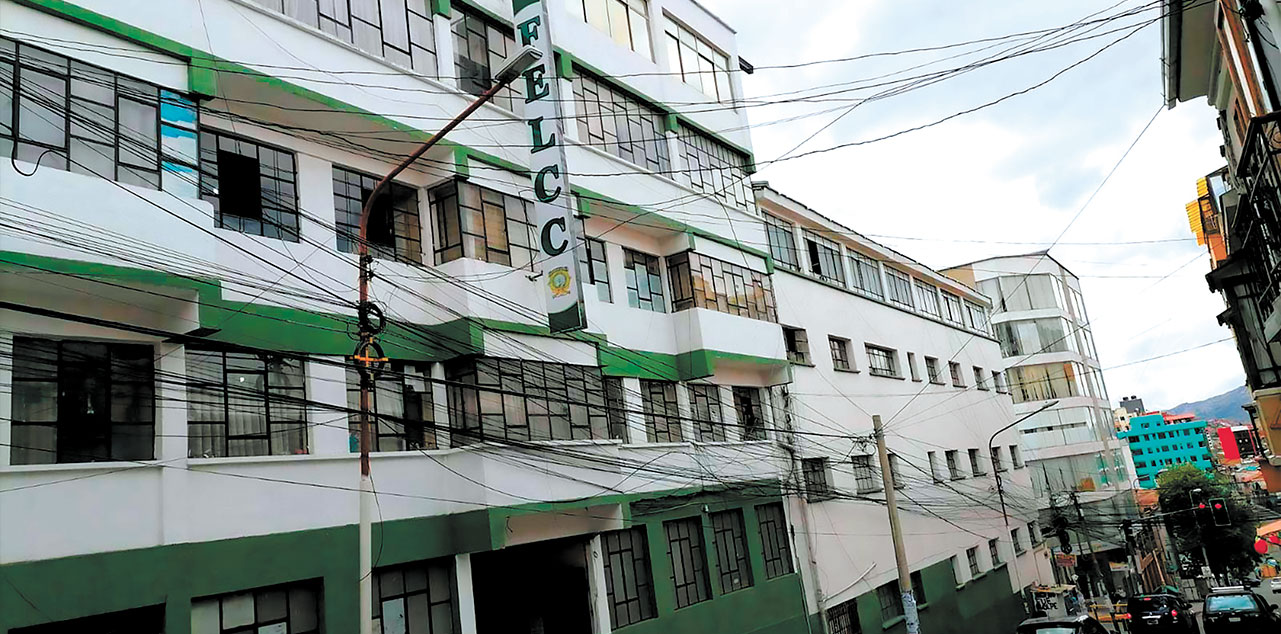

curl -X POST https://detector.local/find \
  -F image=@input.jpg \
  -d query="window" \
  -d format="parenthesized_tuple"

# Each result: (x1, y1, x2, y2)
(914, 280, 941, 317)
(829, 336, 852, 371)
(733, 386, 767, 441)
(756, 503, 794, 579)
(429, 179, 535, 268)
(802, 457, 831, 499)
(687, 383, 724, 442)
(600, 380, 630, 440)
(988, 538, 1001, 565)
(949, 361, 964, 387)
(602, 527, 657, 628)
(246, 0, 437, 75)
(1010, 444, 1023, 469)
(641, 379, 683, 442)
(995, 318, 1077, 358)
(567, 0, 652, 58)
(964, 301, 989, 334)
(992, 370, 1005, 393)
(333, 165, 422, 263)
(187, 348, 307, 458)
(941, 291, 965, 325)
(911, 570, 925, 605)
(889, 453, 905, 489)
(1006, 362, 1083, 404)
(826, 598, 861, 634)
(372, 559, 457, 634)
(624, 248, 666, 312)
(907, 353, 920, 381)
(980, 274, 1066, 312)
(784, 327, 810, 365)
(946, 450, 963, 479)
(866, 345, 898, 378)
(927, 451, 942, 482)
(966, 547, 981, 576)
(804, 231, 845, 285)
(664, 517, 711, 608)
(974, 366, 987, 390)
(571, 67, 669, 171)
(991, 446, 1005, 473)
(1, 38, 198, 196)
(1029, 520, 1041, 544)
(345, 361, 436, 453)
(968, 448, 985, 476)
(199, 129, 299, 241)
(11, 337, 154, 465)
(451, 4, 520, 113)
(190, 581, 321, 634)
(710, 509, 753, 593)
(849, 251, 883, 299)
(762, 214, 800, 271)
(884, 267, 914, 308)
(1012, 528, 1026, 554)
(577, 235, 613, 302)
(852, 454, 880, 493)
(446, 357, 611, 444)
(877, 581, 902, 622)
(925, 356, 943, 384)
(664, 18, 732, 101)
(677, 125, 754, 213)
(667, 251, 777, 322)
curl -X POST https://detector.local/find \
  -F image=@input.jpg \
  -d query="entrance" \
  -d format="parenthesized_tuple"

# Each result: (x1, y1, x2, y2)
(471, 536, 593, 634)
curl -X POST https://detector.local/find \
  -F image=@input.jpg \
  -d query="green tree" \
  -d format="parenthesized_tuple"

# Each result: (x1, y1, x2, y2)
(1155, 464, 1259, 579)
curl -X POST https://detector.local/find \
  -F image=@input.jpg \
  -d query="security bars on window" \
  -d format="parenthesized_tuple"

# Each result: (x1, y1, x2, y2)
(602, 526, 658, 628)
(866, 345, 897, 378)
(710, 509, 754, 593)
(333, 165, 422, 263)
(665, 517, 712, 608)
(829, 337, 851, 370)
(571, 66, 669, 172)
(755, 502, 794, 579)
(187, 348, 307, 458)
(852, 454, 880, 493)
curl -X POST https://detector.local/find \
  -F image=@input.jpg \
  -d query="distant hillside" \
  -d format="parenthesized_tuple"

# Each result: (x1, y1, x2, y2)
(1168, 385, 1251, 422)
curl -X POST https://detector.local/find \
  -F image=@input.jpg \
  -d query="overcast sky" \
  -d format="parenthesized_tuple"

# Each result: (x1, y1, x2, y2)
(699, 0, 1240, 410)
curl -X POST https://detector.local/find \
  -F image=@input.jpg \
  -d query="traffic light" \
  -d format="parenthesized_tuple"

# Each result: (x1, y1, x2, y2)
(1052, 514, 1072, 554)
(1209, 498, 1231, 527)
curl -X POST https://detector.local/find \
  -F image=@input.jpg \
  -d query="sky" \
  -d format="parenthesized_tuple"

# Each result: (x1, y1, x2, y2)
(699, 0, 1242, 410)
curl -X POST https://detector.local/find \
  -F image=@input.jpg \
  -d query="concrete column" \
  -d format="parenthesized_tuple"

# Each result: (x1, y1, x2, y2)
(434, 14, 456, 88)
(604, 243, 628, 306)
(295, 153, 335, 249)
(431, 362, 452, 448)
(560, 77, 580, 143)
(718, 385, 740, 442)
(586, 535, 613, 634)
(309, 355, 351, 455)
(455, 553, 479, 634)
(0, 331, 11, 466)
(157, 342, 189, 545)
(621, 377, 647, 443)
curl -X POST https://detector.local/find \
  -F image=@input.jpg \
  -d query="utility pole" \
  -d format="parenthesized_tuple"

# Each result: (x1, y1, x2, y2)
(873, 415, 920, 634)
(1071, 490, 1112, 614)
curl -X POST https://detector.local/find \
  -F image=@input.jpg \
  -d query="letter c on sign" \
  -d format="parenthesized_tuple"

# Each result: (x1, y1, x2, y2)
(541, 218, 568, 255)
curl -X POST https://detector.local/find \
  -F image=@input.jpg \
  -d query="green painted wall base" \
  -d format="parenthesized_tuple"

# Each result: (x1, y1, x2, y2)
(826, 559, 1027, 634)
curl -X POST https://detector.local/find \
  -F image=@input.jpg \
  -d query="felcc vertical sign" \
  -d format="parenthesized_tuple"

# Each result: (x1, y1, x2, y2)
(514, 0, 587, 333)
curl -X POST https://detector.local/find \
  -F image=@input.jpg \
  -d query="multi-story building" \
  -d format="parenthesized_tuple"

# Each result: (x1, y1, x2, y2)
(1163, 0, 1281, 495)
(1118, 413, 1213, 488)
(943, 253, 1138, 597)
(1114, 396, 1144, 433)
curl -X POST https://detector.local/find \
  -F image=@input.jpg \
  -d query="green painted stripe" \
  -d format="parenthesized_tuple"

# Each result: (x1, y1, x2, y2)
(432, 0, 452, 17)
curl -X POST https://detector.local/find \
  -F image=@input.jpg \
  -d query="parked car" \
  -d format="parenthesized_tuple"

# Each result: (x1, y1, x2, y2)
(1269, 577, 1281, 592)
(1202, 588, 1280, 633)
(1016, 613, 1110, 634)
(1128, 593, 1198, 633)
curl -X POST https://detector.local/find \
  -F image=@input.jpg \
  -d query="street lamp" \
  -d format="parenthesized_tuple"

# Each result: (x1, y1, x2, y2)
(353, 44, 542, 634)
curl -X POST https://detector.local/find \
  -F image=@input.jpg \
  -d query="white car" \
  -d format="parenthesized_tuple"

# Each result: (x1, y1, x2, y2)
(1271, 577, 1281, 592)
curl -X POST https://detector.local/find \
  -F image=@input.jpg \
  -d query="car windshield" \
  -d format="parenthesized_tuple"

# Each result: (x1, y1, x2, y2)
(1205, 595, 1257, 612)
(1132, 596, 1174, 613)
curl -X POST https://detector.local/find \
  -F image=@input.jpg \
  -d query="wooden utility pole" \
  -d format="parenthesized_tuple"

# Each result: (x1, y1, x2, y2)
(873, 415, 921, 634)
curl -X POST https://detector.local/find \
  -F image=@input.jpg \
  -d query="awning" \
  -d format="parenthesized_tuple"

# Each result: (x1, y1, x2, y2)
(1258, 519, 1281, 537)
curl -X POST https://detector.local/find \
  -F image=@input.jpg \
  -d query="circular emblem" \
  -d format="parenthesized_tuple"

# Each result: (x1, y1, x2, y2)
(548, 266, 572, 297)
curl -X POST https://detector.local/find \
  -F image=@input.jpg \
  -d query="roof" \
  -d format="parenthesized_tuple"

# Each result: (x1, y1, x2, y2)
(942, 251, 1081, 283)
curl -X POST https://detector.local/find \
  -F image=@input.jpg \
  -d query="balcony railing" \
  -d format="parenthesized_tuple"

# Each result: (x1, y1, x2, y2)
(1233, 112, 1281, 327)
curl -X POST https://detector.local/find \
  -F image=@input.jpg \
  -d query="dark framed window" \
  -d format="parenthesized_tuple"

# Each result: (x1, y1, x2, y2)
(949, 361, 964, 387)
(852, 455, 880, 493)
(186, 348, 307, 458)
(784, 326, 810, 365)
(710, 509, 753, 593)
(946, 450, 962, 479)
(849, 251, 883, 299)
(826, 598, 861, 634)
(884, 267, 914, 308)
(199, 129, 299, 241)
(602, 526, 657, 628)
(966, 547, 980, 576)
(969, 448, 985, 476)
(927, 451, 942, 482)
(677, 125, 753, 213)
(762, 213, 799, 271)
(988, 538, 1001, 565)
(429, 178, 535, 268)
(0, 37, 197, 195)
(802, 457, 831, 499)
(640, 379, 682, 442)
(911, 570, 925, 605)
(733, 386, 766, 441)
(1012, 528, 1026, 554)
(11, 337, 154, 465)
(991, 446, 1005, 472)
(667, 251, 776, 322)
(941, 291, 964, 325)
(577, 235, 612, 302)
(333, 165, 422, 263)
(571, 66, 669, 171)
(373, 558, 457, 634)
(246, 0, 438, 75)
(604, 376, 630, 442)
(664, 517, 711, 608)
(804, 231, 845, 285)
(190, 580, 321, 634)
(625, 248, 665, 312)
(865, 345, 897, 378)
(974, 366, 987, 390)
(877, 581, 902, 622)
(1010, 444, 1023, 468)
(446, 357, 610, 444)
(829, 336, 851, 371)
(925, 356, 942, 384)
(907, 353, 920, 381)
(451, 4, 520, 113)
(1028, 521, 1041, 544)
(346, 361, 436, 452)
(755, 503, 794, 578)
(965, 301, 989, 334)
(687, 383, 725, 442)
(914, 280, 940, 317)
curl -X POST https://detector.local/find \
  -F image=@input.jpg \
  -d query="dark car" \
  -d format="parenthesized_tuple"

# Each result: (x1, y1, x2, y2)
(1129, 593, 1198, 633)
(1016, 613, 1110, 634)
(1202, 589, 1280, 633)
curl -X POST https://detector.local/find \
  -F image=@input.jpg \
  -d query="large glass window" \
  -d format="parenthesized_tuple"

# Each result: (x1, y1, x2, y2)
(665, 517, 711, 608)
(1007, 362, 1083, 404)
(567, 0, 652, 59)
(247, 0, 437, 74)
(333, 165, 422, 263)
(710, 509, 753, 593)
(849, 251, 883, 299)
(625, 248, 666, 312)
(602, 527, 658, 628)
(187, 348, 307, 458)
(667, 251, 776, 322)
(687, 383, 724, 442)
(985, 274, 1067, 312)
(190, 581, 321, 634)
(641, 379, 682, 442)
(199, 129, 300, 241)
(914, 280, 940, 317)
(804, 231, 845, 285)
(663, 18, 732, 101)
(372, 558, 457, 634)
(762, 213, 800, 271)
(571, 67, 669, 172)
(346, 362, 436, 452)
(756, 502, 794, 579)
(451, 4, 520, 113)
(577, 235, 612, 302)
(995, 318, 1077, 358)
(429, 178, 534, 268)
(11, 337, 154, 465)
(446, 357, 611, 444)
(884, 267, 914, 308)
(677, 125, 754, 213)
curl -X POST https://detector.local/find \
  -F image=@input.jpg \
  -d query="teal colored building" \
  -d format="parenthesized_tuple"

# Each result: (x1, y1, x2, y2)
(1119, 413, 1213, 488)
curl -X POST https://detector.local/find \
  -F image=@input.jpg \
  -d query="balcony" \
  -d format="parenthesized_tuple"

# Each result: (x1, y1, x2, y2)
(1233, 112, 1281, 341)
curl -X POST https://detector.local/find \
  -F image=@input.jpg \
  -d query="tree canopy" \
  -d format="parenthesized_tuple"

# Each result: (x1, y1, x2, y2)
(1155, 464, 1259, 579)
